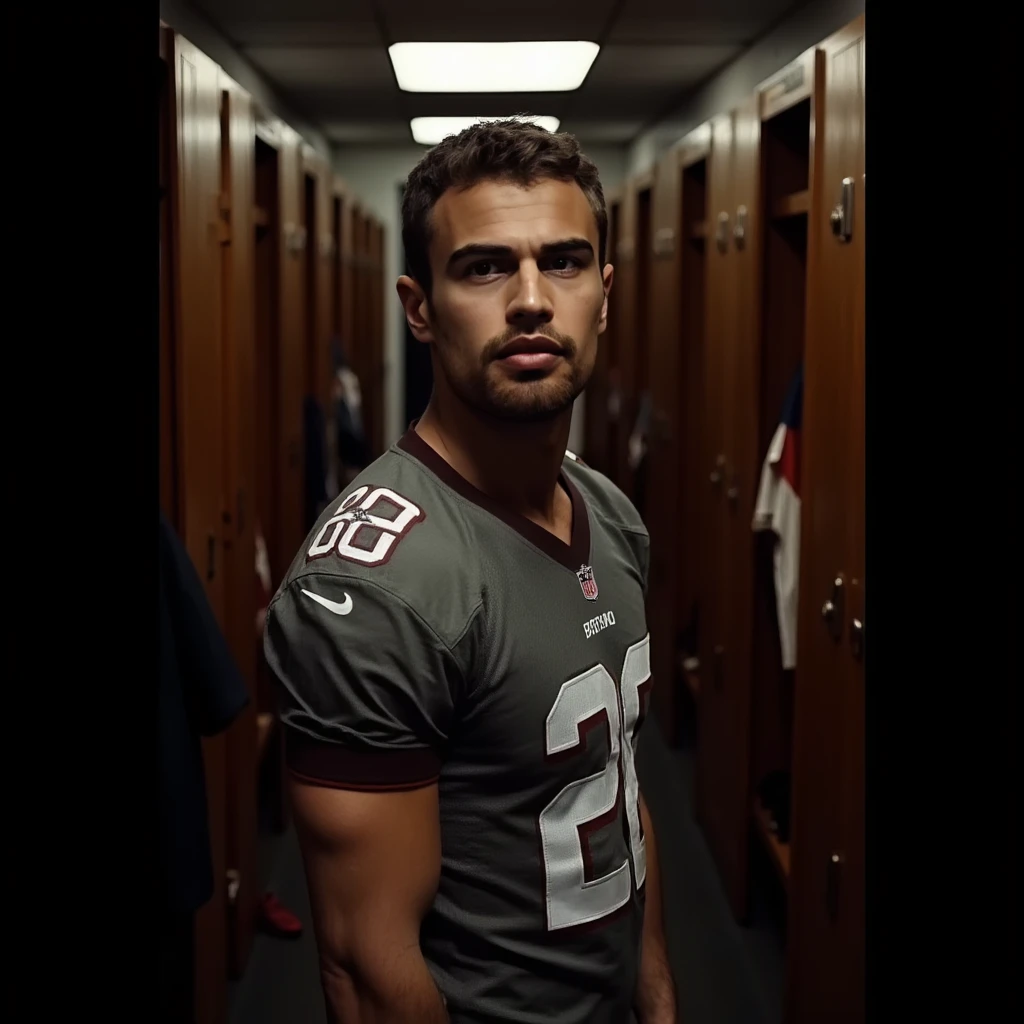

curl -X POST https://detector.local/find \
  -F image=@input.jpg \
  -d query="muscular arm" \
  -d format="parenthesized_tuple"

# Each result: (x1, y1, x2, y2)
(289, 776, 449, 1024)
(634, 792, 678, 1024)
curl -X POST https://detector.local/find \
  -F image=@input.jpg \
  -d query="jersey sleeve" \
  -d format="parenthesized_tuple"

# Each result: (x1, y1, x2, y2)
(263, 572, 465, 791)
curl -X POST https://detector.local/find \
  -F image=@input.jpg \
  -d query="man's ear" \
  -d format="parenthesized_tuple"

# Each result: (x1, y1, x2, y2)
(598, 263, 614, 334)
(396, 276, 435, 343)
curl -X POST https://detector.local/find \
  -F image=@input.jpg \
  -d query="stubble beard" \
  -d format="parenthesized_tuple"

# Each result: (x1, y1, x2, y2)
(435, 324, 591, 423)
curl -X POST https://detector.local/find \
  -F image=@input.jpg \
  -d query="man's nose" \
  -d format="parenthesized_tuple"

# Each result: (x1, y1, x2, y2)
(507, 263, 553, 328)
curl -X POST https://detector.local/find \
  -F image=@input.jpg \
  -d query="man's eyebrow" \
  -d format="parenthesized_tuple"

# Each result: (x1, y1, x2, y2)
(446, 237, 595, 270)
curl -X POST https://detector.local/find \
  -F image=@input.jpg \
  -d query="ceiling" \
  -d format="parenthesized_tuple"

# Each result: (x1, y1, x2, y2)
(190, 0, 804, 146)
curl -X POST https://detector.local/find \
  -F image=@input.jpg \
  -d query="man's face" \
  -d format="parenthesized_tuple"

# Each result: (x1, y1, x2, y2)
(402, 178, 613, 422)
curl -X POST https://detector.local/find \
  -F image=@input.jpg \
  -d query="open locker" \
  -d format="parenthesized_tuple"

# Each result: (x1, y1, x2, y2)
(217, 75, 259, 983)
(165, 25, 229, 1024)
(785, 18, 865, 1024)
(643, 126, 710, 746)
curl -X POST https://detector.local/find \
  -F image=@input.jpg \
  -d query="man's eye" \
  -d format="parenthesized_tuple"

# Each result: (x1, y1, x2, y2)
(468, 261, 499, 277)
(548, 256, 580, 272)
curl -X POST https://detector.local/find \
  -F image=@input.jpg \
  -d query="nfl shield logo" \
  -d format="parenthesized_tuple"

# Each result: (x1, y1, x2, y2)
(577, 563, 599, 601)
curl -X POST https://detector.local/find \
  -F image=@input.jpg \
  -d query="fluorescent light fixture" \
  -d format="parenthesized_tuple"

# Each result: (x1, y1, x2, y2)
(389, 41, 599, 93)
(410, 115, 560, 146)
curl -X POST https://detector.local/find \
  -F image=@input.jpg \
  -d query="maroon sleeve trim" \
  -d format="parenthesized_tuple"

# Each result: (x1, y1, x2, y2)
(285, 728, 442, 791)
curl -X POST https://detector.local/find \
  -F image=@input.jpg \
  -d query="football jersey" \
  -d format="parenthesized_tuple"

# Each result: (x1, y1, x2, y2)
(264, 425, 653, 1024)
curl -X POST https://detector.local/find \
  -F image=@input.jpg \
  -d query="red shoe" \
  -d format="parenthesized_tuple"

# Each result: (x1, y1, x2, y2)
(259, 892, 303, 939)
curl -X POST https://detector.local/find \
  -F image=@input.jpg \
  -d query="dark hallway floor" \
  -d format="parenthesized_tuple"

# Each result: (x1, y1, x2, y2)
(229, 707, 785, 1023)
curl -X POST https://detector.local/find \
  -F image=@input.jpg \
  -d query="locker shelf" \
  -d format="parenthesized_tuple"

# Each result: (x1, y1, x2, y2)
(754, 796, 791, 885)
(771, 189, 810, 220)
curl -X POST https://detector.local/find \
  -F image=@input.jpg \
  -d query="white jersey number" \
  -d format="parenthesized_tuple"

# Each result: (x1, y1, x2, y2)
(538, 634, 651, 932)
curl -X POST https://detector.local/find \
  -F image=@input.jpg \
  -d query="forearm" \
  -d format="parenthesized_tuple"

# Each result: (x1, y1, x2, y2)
(634, 795, 678, 1024)
(320, 945, 448, 1024)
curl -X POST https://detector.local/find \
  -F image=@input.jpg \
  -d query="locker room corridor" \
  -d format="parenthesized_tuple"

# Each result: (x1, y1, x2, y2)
(227, 715, 784, 1024)
(159, 1, 872, 1022)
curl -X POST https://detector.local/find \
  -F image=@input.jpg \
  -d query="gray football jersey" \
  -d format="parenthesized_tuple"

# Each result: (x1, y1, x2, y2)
(264, 426, 653, 1024)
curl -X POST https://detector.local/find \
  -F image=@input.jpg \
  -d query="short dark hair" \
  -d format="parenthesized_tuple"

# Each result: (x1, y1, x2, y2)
(401, 118, 607, 295)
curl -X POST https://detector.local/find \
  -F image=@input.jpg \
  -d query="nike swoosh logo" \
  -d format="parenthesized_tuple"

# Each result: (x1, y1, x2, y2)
(301, 589, 353, 616)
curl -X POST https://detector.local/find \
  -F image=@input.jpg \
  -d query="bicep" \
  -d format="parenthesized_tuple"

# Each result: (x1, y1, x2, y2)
(290, 776, 441, 971)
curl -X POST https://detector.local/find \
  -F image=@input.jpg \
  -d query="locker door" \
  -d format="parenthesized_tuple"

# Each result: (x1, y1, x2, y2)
(786, 18, 865, 1024)
(368, 221, 386, 455)
(340, 198, 355, 369)
(159, 55, 176, 523)
(694, 111, 736, 884)
(676, 139, 711, 670)
(719, 92, 763, 919)
(169, 30, 227, 1024)
(349, 209, 368, 447)
(583, 191, 613, 474)
(612, 187, 638, 491)
(219, 81, 259, 981)
(276, 130, 305, 570)
(317, 160, 334, 421)
(170, 32, 225, 615)
(645, 150, 683, 741)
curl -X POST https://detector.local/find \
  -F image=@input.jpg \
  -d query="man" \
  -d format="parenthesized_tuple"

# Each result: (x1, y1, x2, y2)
(264, 119, 677, 1024)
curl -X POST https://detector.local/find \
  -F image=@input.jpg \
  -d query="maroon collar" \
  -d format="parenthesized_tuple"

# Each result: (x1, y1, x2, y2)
(397, 424, 592, 573)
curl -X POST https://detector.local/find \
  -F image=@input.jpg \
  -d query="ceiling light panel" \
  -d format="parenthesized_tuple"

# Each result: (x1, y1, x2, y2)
(410, 115, 560, 145)
(389, 41, 599, 92)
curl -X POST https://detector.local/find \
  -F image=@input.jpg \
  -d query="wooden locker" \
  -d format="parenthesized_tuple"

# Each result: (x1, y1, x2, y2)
(745, 49, 816, 913)
(316, 157, 334, 422)
(339, 191, 356, 369)
(694, 108, 738, 909)
(644, 150, 683, 741)
(251, 116, 291, 832)
(349, 207, 365, 440)
(159, 51, 176, 524)
(590, 189, 622, 477)
(611, 185, 638, 493)
(786, 17, 865, 1024)
(582, 190, 612, 475)
(694, 95, 763, 920)
(368, 222, 385, 458)
(643, 129, 712, 743)
(300, 147, 334, 421)
(675, 132, 711, 689)
(276, 128, 306, 573)
(218, 77, 259, 982)
(167, 28, 228, 1024)
(350, 208, 377, 456)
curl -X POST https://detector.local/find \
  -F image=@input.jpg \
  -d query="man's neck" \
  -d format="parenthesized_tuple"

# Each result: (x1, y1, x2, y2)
(414, 398, 573, 526)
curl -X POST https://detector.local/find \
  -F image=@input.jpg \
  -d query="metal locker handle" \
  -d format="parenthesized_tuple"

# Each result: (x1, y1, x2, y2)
(830, 177, 855, 242)
(715, 212, 730, 252)
(733, 205, 748, 248)
(821, 574, 845, 642)
(710, 453, 726, 487)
